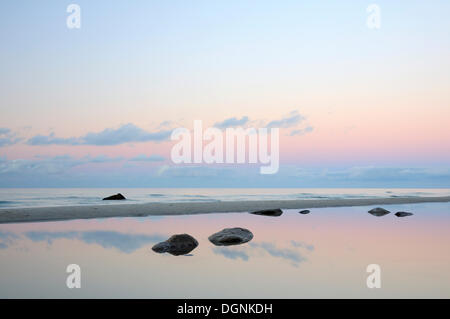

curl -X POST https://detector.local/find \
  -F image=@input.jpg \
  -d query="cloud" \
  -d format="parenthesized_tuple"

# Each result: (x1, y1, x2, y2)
(290, 126, 313, 136)
(82, 124, 171, 145)
(130, 154, 166, 162)
(267, 110, 304, 128)
(156, 165, 232, 178)
(0, 156, 79, 175)
(0, 138, 12, 147)
(26, 133, 81, 146)
(27, 123, 172, 146)
(25, 231, 166, 254)
(158, 120, 173, 128)
(214, 116, 249, 129)
(156, 165, 170, 177)
(0, 128, 22, 147)
(0, 155, 123, 175)
(9, 111, 310, 148)
(82, 155, 124, 163)
(1, 153, 450, 188)
(326, 166, 450, 184)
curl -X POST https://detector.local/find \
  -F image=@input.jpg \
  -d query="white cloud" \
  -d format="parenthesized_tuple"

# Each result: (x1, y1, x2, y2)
(130, 154, 166, 162)
(0, 155, 123, 175)
(214, 116, 249, 129)
(267, 110, 305, 128)
(27, 123, 172, 146)
(290, 126, 314, 136)
(0, 128, 22, 147)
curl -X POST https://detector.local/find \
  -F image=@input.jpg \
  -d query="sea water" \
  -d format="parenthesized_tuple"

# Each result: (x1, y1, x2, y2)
(0, 188, 450, 208)
(0, 202, 449, 298)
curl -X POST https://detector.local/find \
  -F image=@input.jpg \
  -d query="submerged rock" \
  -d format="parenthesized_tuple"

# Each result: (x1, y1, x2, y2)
(103, 193, 126, 200)
(395, 212, 413, 217)
(208, 228, 253, 246)
(152, 234, 198, 256)
(250, 209, 283, 217)
(368, 207, 391, 217)
(299, 210, 310, 214)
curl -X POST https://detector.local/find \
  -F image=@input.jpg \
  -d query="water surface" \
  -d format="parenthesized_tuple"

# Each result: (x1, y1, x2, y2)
(0, 202, 449, 298)
(1, 188, 450, 208)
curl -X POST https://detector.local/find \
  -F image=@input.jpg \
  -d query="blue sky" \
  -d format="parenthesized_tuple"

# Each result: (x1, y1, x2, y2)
(0, 1, 449, 187)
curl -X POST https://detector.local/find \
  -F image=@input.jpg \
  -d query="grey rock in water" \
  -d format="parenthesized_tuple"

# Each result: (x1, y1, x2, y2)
(299, 210, 310, 214)
(250, 209, 283, 217)
(208, 227, 253, 246)
(368, 207, 391, 217)
(152, 234, 198, 256)
(103, 193, 126, 200)
(395, 211, 413, 217)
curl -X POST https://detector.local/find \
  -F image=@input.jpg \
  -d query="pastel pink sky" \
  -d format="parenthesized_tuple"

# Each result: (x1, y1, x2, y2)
(1, 1, 450, 187)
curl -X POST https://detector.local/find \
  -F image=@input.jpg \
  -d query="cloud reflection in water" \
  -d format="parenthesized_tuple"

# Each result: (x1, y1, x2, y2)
(0, 231, 18, 249)
(25, 231, 165, 254)
(213, 241, 314, 267)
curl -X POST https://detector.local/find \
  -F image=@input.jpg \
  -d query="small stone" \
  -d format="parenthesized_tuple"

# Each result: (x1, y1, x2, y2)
(152, 234, 198, 256)
(299, 210, 310, 214)
(250, 209, 282, 217)
(368, 207, 391, 217)
(103, 193, 126, 200)
(395, 212, 413, 217)
(208, 228, 253, 246)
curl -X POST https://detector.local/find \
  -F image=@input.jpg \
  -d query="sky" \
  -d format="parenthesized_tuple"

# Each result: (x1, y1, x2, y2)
(0, 1, 449, 187)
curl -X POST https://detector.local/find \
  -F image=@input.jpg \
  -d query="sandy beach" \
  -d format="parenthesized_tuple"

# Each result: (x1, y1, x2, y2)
(1, 195, 449, 224)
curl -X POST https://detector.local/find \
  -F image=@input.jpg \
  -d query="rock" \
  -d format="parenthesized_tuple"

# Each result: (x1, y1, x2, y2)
(395, 212, 413, 217)
(208, 227, 253, 246)
(250, 209, 283, 217)
(152, 234, 198, 256)
(368, 207, 391, 217)
(103, 193, 126, 200)
(299, 210, 310, 214)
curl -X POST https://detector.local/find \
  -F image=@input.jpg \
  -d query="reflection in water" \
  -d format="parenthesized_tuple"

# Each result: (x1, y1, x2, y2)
(291, 240, 315, 251)
(0, 231, 18, 249)
(0, 202, 449, 298)
(250, 242, 308, 266)
(213, 241, 313, 267)
(213, 247, 250, 261)
(25, 231, 165, 254)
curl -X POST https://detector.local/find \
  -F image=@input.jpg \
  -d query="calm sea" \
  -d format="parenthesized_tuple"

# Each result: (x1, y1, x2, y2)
(1, 201, 449, 298)
(0, 188, 450, 209)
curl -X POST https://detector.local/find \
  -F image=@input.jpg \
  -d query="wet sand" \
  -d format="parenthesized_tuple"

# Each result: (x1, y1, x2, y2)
(1, 196, 450, 224)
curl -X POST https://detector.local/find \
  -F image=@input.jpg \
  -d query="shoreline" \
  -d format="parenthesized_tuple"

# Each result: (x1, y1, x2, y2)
(0, 196, 450, 224)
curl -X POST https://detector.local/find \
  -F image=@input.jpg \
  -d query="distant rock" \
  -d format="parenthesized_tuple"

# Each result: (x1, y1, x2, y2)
(368, 207, 391, 217)
(395, 212, 413, 217)
(102, 193, 126, 200)
(250, 209, 283, 217)
(152, 234, 198, 256)
(299, 210, 310, 214)
(208, 228, 253, 246)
